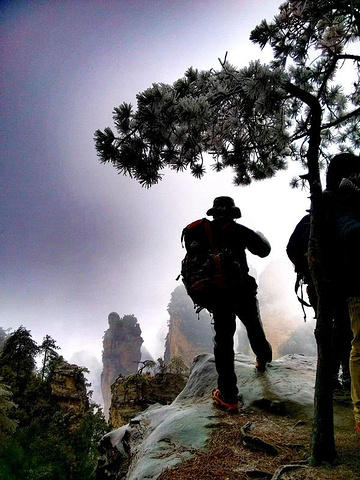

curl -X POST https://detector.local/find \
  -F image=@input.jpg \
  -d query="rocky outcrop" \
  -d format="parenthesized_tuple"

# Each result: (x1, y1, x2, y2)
(101, 313, 143, 418)
(164, 286, 213, 365)
(96, 353, 327, 480)
(49, 359, 89, 431)
(108, 372, 188, 429)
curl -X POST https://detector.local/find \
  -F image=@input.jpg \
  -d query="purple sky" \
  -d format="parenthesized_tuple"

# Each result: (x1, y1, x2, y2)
(1, 1, 311, 401)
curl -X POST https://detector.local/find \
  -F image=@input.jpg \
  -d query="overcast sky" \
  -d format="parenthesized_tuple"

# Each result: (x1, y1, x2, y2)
(1, 1, 312, 395)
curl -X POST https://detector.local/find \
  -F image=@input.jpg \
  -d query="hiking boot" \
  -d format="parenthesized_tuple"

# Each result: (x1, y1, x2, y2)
(255, 344, 272, 372)
(211, 388, 239, 413)
(255, 357, 271, 372)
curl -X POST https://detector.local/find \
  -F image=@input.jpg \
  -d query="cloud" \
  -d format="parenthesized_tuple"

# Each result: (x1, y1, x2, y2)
(1, 0, 311, 381)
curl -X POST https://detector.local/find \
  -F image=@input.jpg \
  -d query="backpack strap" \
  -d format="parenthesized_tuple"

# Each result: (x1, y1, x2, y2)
(295, 272, 312, 321)
(203, 219, 218, 253)
(202, 220, 227, 289)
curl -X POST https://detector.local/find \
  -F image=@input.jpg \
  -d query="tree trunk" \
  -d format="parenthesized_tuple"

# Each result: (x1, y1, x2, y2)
(286, 82, 337, 464)
(308, 211, 337, 464)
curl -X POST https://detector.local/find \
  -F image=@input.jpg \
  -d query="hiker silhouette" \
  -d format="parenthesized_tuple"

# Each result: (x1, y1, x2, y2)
(287, 212, 352, 392)
(324, 152, 360, 434)
(181, 196, 272, 412)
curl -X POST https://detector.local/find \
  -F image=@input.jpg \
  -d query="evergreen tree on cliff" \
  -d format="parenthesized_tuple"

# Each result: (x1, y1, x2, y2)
(0, 326, 39, 399)
(39, 334, 61, 381)
(0, 328, 108, 479)
(95, 0, 359, 464)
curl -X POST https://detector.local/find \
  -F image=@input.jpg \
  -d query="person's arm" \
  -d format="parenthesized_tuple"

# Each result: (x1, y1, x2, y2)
(242, 225, 271, 258)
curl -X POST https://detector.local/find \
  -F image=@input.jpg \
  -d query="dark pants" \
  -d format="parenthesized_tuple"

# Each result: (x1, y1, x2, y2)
(212, 279, 272, 402)
(306, 280, 352, 387)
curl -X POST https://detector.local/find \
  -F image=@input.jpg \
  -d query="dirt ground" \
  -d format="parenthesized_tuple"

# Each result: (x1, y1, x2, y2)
(158, 401, 360, 480)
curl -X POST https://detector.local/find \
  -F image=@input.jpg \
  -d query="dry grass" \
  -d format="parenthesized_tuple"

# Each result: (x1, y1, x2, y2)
(158, 406, 360, 480)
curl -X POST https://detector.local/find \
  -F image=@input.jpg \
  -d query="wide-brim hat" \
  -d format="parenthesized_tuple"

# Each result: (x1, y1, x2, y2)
(206, 196, 241, 218)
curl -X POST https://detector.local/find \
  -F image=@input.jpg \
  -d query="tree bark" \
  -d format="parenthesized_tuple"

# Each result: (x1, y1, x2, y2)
(285, 82, 337, 464)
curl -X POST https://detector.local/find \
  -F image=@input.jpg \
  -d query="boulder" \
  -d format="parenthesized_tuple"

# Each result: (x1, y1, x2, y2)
(97, 353, 321, 479)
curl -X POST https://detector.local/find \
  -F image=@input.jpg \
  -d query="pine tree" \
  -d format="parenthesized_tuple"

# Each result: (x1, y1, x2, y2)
(95, 0, 359, 464)
(0, 327, 108, 479)
(39, 334, 61, 381)
(0, 382, 17, 444)
(0, 325, 39, 398)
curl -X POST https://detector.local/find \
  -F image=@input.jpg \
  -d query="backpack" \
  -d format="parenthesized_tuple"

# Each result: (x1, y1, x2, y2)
(286, 214, 314, 319)
(180, 218, 244, 313)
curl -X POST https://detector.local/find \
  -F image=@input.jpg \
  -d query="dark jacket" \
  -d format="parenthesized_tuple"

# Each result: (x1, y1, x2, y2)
(210, 217, 271, 275)
(328, 177, 360, 297)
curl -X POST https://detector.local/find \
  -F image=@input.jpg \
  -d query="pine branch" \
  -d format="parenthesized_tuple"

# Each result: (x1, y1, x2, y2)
(321, 107, 360, 129)
(115, 126, 140, 145)
(316, 58, 337, 104)
(336, 54, 360, 62)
